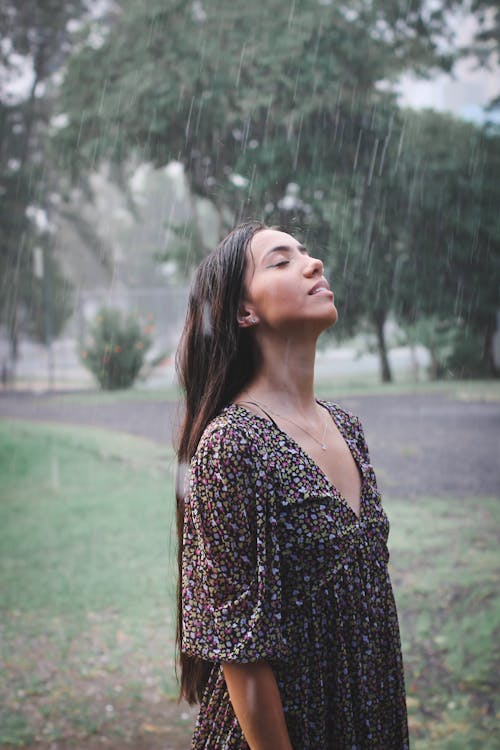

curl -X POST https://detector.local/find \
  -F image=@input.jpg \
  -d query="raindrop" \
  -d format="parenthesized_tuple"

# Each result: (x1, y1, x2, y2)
(184, 96, 195, 143)
(353, 130, 363, 171)
(378, 115, 393, 176)
(367, 138, 379, 186)
(235, 42, 247, 89)
(393, 119, 406, 173)
(293, 114, 303, 170)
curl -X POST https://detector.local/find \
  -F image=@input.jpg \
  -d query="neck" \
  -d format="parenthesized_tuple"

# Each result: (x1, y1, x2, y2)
(242, 331, 318, 416)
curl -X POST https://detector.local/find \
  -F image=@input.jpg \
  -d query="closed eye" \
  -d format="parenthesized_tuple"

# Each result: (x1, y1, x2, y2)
(263, 243, 308, 267)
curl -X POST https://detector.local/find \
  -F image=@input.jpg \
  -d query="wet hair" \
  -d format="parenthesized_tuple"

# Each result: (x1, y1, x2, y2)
(175, 220, 266, 704)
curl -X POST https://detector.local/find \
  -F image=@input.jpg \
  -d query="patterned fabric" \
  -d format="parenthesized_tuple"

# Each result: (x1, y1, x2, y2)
(181, 401, 409, 749)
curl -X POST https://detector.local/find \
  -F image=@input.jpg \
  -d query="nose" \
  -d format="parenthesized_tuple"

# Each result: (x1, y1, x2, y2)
(304, 254, 324, 277)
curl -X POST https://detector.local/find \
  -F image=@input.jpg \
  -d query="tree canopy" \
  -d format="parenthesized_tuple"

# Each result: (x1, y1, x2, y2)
(0, 0, 87, 361)
(48, 0, 500, 378)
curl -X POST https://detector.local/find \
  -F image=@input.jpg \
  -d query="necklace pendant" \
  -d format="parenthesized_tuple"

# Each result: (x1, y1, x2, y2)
(321, 443, 327, 450)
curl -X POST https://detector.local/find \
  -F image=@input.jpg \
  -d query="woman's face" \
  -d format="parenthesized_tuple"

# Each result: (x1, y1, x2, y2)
(241, 228, 338, 333)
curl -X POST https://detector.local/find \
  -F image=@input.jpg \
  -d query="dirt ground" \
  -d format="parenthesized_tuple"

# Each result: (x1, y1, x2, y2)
(1, 700, 198, 750)
(1, 390, 499, 499)
(1, 389, 499, 750)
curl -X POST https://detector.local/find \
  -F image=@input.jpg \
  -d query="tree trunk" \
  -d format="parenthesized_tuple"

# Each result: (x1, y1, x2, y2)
(482, 313, 499, 377)
(374, 311, 392, 383)
(428, 349, 439, 381)
(20, 43, 46, 167)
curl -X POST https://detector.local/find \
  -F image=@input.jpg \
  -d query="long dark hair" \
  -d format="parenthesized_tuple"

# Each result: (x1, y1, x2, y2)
(175, 220, 266, 704)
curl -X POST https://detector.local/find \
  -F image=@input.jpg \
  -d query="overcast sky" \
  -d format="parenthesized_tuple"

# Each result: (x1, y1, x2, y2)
(1, 7, 498, 123)
(396, 10, 499, 124)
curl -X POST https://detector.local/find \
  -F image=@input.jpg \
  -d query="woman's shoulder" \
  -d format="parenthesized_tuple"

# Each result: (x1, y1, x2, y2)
(194, 403, 267, 459)
(319, 399, 360, 424)
(318, 399, 367, 443)
(319, 401, 368, 451)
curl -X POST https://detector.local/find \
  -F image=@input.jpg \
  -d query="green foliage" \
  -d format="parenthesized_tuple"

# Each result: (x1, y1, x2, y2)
(54, 0, 458, 185)
(23, 245, 74, 344)
(444, 324, 488, 378)
(0, 180, 74, 347)
(52, 0, 500, 380)
(155, 218, 207, 273)
(0, 0, 87, 360)
(394, 111, 500, 376)
(398, 316, 475, 379)
(0, 156, 33, 349)
(466, 1, 500, 109)
(81, 308, 152, 390)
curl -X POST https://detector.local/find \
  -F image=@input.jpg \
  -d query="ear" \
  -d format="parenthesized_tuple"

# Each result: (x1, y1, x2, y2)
(237, 302, 258, 328)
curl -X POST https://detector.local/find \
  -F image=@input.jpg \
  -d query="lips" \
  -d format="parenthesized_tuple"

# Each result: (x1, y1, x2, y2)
(309, 278, 332, 295)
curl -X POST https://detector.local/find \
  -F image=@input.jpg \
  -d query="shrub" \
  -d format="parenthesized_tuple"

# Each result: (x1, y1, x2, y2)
(445, 324, 485, 379)
(400, 316, 487, 380)
(81, 308, 152, 390)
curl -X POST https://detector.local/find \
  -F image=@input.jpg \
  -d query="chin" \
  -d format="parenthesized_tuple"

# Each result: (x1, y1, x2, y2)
(326, 305, 338, 326)
(314, 306, 338, 335)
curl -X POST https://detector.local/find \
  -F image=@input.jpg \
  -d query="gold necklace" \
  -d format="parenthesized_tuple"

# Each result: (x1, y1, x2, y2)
(241, 400, 329, 451)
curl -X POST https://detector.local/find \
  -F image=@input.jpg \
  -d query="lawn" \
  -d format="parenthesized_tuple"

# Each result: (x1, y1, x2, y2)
(0, 420, 192, 748)
(42, 377, 500, 407)
(388, 498, 499, 749)
(0, 420, 498, 748)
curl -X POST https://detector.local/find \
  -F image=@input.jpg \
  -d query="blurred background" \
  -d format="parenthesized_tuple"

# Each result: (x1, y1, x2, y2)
(0, 0, 499, 388)
(0, 1, 499, 749)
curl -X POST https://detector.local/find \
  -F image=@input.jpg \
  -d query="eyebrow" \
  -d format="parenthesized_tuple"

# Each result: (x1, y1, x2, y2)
(263, 243, 308, 261)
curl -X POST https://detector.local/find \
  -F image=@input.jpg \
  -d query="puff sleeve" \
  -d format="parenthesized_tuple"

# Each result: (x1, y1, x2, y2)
(181, 421, 286, 663)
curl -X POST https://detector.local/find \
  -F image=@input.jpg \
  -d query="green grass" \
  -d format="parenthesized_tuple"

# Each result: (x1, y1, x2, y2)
(386, 496, 500, 749)
(0, 420, 178, 619)
(46, 383, 182, 406)
(0, 421, 181, 745)
(0, 421, 498, 748)
(44, 376, 500, 407)
(314, 375, 500, 400)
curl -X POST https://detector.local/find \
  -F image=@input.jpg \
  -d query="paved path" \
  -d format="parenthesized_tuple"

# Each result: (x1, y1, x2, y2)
(1, 391, 499, 500)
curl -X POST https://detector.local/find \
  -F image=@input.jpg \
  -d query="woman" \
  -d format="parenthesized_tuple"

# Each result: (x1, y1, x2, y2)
(176, 221, 409, 749)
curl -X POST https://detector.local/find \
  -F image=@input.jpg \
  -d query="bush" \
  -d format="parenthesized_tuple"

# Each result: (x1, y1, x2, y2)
(445, 324, 486, 379)
(400, 317, 488, 380)
(81, 308, 152, 390)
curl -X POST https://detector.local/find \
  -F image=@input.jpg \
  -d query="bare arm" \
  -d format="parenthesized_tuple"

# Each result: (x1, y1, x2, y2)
(222, 661, 293, 750)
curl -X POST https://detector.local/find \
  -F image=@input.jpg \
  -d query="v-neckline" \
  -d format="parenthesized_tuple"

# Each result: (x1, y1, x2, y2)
(231, 401, 364, 521)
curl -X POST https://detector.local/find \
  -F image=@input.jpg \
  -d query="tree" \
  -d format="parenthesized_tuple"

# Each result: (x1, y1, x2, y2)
(464, 0, 500, 110)
(55, 0, 458, 192)
(289, 104, 420, 382)
(396, 111, 500, 376)
(0, 0, 87, 371)
(55, 0, 495, 380)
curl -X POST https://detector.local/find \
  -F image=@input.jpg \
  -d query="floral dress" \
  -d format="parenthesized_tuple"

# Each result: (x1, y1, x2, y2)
(181, 401, 409, 749)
